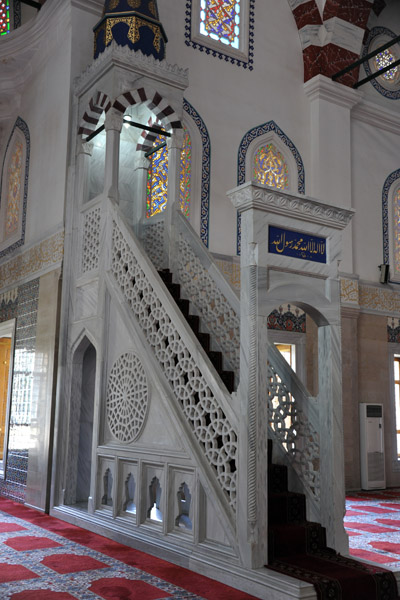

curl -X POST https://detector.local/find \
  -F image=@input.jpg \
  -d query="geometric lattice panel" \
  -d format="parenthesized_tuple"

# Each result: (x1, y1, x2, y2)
(106, 353, 148, 443)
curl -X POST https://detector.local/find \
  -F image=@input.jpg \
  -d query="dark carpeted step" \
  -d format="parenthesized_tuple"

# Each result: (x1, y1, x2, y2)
(187, 314, 200, 335)
(177, 298, 190, 317)
(268, 553, 399, 600)
(208, 350, 222, 372)
(166, 282, 181, 301)
(220, 370, 235, 393)
(268, 521, 326, 560)
(268, 438, 273, 465)
(268, 463, 288, 494)
(158, 269, 173, 285)
(269, 491, 306, 524)
(197, 332, 210, 352)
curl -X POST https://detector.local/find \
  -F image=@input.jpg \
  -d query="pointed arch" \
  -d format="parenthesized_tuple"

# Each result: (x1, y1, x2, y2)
(382, 168, 400, 281)
(236, 121, 304, 253)
(112, 87, 182, 138)
(0, 117, 30, 259)
(78, 91, 112, 138)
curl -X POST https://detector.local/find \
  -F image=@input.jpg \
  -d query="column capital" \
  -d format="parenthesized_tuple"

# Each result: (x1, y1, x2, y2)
(167, 127, 184, 150)
(104, 109, 124, 133)
(304, 74, 363, 109)
(77, 140, 94, 156)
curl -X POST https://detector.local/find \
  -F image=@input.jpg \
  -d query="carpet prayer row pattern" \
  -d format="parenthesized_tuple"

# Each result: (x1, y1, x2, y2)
(0, 497, 258, 600)
(346, 488, 400, 569)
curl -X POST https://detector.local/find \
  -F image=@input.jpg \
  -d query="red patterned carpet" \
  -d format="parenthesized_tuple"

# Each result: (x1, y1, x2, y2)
(0, 497, 259, 600)
(346, 489, 400, 568)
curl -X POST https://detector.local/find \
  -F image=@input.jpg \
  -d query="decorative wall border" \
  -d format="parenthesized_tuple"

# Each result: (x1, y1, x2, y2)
(184, 0, 255, 70)
(0, 230, 64, 291)
(382, 168, 400, 267)
(183, 98, 210, 247)
(0, 117, 31, 260)
(236, 120, 305, 254)
(13, 1, 21, 29)
(362, 27, 400, 101)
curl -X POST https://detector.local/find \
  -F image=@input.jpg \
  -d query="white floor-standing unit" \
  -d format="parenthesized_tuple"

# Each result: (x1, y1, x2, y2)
(359, 403, 386, 490)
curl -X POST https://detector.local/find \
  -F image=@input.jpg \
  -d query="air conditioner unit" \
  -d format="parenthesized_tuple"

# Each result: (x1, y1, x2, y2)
(359, 403, 386, 490)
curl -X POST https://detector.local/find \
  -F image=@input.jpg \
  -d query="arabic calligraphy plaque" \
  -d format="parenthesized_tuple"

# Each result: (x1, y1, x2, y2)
(268, 225, 327, 263)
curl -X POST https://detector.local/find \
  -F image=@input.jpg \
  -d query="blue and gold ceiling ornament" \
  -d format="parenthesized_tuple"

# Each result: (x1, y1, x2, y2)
(93, 0, 167, 60)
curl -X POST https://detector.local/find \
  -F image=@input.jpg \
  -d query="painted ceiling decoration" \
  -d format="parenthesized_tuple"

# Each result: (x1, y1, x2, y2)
(93, 0, 167, 60)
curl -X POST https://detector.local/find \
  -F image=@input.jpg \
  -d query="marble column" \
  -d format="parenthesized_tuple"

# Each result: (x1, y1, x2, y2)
(130, 153, 150, 236)
(76, 141, 93, 205)
(164, 129, 183, 273)
(104, 109, 124, 202)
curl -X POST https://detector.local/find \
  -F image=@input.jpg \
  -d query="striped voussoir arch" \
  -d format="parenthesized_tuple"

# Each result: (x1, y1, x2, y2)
(136, 116, 165, 153)
(78, 92, 112, 138)
(113, 88, 182, 138)
(287, 0, 375, 86)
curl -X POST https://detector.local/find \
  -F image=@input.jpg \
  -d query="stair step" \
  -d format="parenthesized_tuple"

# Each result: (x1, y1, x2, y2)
(187, 314, 200, 335)
(177, 298, 190, 317)
(268, 521, 326, 560)
(268, 491, 306, 524)
(208, 350, 222, 372)
(268, 463, 288, 494)
(220, 370, 235, 393)
(158, 269, 173, 285)
(197, 332, 210, 352)
(166, 282, 181, 301)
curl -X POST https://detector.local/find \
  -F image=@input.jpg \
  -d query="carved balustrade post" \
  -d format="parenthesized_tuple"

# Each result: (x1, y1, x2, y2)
(104, 109, 124, 202)
(231, 190, 270, 569)
(164, 128, 184, 273)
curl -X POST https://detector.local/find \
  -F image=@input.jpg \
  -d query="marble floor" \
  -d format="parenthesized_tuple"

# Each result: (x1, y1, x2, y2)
(345, 489, 400, 569)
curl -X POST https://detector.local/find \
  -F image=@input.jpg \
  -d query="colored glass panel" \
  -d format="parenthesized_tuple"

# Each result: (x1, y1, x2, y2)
(0, 2, 10, 35)
(200, 0, 240, 49)
(146, 134, 168, 218)
(253, 143, 288, 190)
(6, 140, 23, 238)
(180, 127, 191, 218)
(146, 127, 191, 218)
(375, 49, 399, 82)
(394, 188, 400, 274)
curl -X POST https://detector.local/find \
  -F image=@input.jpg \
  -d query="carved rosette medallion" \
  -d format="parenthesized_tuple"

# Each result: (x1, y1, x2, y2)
(107, 352, 149, 443)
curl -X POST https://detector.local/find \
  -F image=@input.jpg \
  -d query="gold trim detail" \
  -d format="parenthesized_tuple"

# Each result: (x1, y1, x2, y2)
(148, 1, 157, 17)
(127, 0, 141, 8)
(109, 0, 120, 9)
(104, 16, 162, 52)
(0, 231, 64, 291)
(340, 278, 359, 305)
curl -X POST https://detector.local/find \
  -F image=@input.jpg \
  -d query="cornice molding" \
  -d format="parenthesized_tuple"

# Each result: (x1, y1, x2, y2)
(74, 42, 189, 97)
(304, 74, 363, 109)
(227, 182, 355, 231)
(352, 99, 400, 135)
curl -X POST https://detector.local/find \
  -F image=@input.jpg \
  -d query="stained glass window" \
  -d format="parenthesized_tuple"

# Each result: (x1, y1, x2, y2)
(0, 2, 10, 36)
(394, 188, 400, 274)
(5, 140, 23, 239)
(375, 48, 399, 82)
(253, 143, 288, 190)
(200, 0, 240, 49)
(146, 127, 192, 218)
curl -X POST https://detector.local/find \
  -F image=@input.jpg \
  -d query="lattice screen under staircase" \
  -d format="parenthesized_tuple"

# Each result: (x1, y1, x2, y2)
(140, 206, 321, 524)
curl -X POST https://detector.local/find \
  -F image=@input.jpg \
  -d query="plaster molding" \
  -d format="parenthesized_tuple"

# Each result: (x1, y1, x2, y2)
(0, 230, 64, 293)
(71, 0, 103, 16)
(228, 182, 355, 231)
(0, 0, 71, 94)
(352, 99, 400, 135)
(74, 43, 189, 97)
(304, 75, 363, 109)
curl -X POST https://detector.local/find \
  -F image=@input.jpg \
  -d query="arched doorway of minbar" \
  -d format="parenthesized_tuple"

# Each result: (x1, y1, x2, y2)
(64, 333, 97, 511)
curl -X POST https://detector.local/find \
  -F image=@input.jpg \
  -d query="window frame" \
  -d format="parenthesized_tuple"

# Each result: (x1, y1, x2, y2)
(388, 345, 400, 471)
(186, 0, 255, 70)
